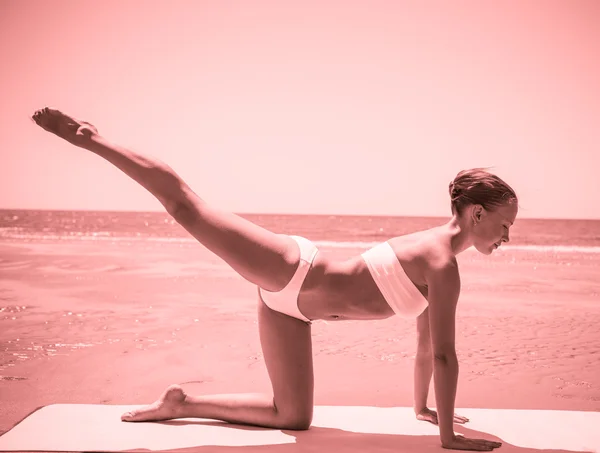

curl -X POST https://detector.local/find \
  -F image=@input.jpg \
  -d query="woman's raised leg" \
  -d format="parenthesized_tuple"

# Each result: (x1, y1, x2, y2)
(121, 292, 314, 430)
(31, 107, 302, 293)
(172, 193, 301, 292)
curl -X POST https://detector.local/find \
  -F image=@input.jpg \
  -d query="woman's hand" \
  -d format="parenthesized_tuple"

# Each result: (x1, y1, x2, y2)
(442, 434, 502, 451)
(415, 409, 502, 450)
(416, 407, 470, 425)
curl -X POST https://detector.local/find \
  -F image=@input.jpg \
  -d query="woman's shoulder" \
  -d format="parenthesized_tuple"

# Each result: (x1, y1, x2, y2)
(383, 230, 460, 307)
(388, 229, 457, 274)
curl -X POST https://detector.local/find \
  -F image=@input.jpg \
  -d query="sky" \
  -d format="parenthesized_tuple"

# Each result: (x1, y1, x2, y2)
(1, 0, 598, 219)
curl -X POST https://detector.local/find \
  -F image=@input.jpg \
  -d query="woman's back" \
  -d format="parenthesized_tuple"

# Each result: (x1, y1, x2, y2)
(298, 227, 453, 321)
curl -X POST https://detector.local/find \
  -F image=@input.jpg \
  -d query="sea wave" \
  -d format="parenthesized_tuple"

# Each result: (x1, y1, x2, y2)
(1, 230, 600, 254)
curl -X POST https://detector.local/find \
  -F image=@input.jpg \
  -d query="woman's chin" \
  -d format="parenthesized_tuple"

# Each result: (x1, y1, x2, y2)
(475, 243, 496, 255)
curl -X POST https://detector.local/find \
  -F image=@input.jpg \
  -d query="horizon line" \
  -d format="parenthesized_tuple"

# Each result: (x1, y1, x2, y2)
(1, 207, 599, 222)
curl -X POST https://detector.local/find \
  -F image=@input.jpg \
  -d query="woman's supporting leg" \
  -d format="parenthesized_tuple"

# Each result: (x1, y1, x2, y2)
(122, 293, 314, 430)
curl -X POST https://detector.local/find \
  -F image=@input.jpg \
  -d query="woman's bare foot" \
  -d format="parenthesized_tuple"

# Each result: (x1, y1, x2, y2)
(121, 384, 188, 422)
(31, 107, 98, 147)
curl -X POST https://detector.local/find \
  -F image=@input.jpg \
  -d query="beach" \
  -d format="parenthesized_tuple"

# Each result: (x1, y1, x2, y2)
(1, 236, 599, 441)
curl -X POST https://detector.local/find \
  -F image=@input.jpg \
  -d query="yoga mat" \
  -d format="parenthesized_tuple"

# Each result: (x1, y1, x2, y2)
(0, 404, 598, 452)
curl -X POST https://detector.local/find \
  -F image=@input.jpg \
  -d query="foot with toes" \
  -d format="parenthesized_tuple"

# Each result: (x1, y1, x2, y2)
(31, 107, 98, 147)
(121, 384, 188, 422)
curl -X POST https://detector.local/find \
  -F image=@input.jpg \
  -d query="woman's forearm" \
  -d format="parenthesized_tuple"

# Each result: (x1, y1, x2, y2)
(433, 355, 459, 444)
(84, 134, 187, 213)
(413, 351, 434, 412)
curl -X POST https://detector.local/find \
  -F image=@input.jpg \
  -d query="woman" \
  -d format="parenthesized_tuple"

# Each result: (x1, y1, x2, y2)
(32, 107, 513, 451)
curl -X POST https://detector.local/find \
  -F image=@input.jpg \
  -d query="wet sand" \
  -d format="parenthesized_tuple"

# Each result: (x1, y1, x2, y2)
(1, 239, 599, 443)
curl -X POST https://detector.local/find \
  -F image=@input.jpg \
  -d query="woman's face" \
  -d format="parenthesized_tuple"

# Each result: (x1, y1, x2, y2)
(472, 202, 518, 255)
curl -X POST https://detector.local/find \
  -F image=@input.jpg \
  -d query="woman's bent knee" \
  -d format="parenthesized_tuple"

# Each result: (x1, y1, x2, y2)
(280, 415, 312, 431)
(276, 404, 313, 431)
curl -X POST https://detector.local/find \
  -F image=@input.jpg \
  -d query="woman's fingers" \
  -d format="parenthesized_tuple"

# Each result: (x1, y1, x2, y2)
(454, 413, 469, 423)
(417, 408, 470, 426)
(451, 434, 502, 450)
(470, 438, 502, 450)
(449, 412, 469, 424)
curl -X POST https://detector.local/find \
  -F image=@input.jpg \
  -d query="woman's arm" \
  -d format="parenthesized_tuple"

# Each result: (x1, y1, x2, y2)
(414, 307, 433, 413)
(414, 351, 434, 412)
(425, 260, 460, 446)
(423, 261, 501, 451)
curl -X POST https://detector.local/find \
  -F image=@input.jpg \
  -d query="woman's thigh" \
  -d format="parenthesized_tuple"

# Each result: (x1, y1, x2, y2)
(174, 200, 301, 292)
(257, 290, 314, 428)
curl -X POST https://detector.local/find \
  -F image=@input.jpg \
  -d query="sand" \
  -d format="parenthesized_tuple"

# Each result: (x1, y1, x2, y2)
(1, 239, 599, 449)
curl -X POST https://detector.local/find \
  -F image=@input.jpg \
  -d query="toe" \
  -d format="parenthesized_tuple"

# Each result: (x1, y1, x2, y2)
(121, 411, 136, 422)
(32, 111, 44, 126)
(120, 403, 162, 422)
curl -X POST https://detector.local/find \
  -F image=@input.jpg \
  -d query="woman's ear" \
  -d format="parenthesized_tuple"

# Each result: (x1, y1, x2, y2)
(471, 205, 483, 225)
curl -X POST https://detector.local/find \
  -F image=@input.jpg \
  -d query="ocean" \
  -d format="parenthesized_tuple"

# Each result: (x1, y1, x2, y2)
(1, 209, 599, 252)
